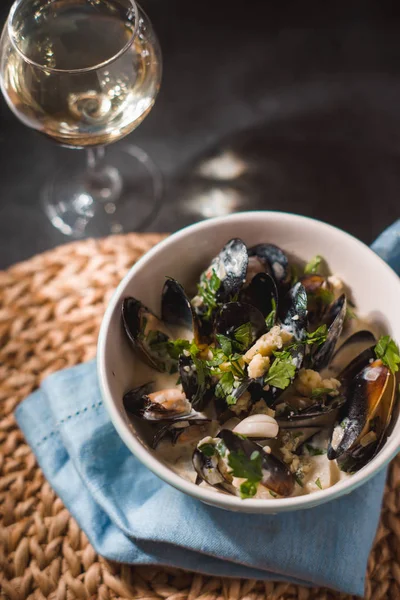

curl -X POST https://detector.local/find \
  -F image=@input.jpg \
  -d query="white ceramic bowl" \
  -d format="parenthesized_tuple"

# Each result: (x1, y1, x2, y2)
(98, 212, 400, 513)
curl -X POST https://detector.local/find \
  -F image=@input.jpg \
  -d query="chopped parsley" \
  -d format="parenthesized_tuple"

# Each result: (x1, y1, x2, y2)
(315, 477, 322, 490)
(265, 298, 277, 330)
(311, 387, 335, 399)
(305, 444, 326, 456)
(304, 255, 323, 274)
(198, 442, 216, 457)
(228, 445, 263, 499)
(234, 322, 253, 350)
(290, 264, 299, 286)
(318, 288, 335, 306)
(269, 490, 278, 498)
(216, 439, 227, 457)
(146, 335, 199, 361)
(264, 351, 296, 390)
(196, 269, 221, 320)
(294, 473, 304, 487)
(216, 334, 233, 357)
(215, 371, 236, 405)
(374, 335, 400, 375)
(305, 324, 328, 347)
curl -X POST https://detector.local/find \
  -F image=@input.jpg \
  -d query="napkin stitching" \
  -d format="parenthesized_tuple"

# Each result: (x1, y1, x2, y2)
(33, 400, 103, 449)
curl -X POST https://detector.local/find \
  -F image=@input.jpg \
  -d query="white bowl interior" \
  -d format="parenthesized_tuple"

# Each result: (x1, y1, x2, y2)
(98, 212, 400, 513)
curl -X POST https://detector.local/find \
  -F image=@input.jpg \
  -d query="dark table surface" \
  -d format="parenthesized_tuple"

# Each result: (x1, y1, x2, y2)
(1, 0, 400, 269)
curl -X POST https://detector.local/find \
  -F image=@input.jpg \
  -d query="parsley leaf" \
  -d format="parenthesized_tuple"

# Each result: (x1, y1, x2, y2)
(264, 352, 296, 389)
(234, 322, 253, 350)
(227, 448, 263, 480)
(304, 255, 323, 274)
(216, 334, 233, 357)
(305, 324, 328, 346)
(310, 387, 335, 399)
(305, 444, 326, 456)
(265, 297, 277, 330)
(315, 477, 322, 489)
(374, 335, 400, 375)
(215, 371, 235, 403)
(196, 269, 221, 321)
(166, 338, 191, 359)
(198, 442, 216, 457)
(216, 439, 227, 457)
(240, 480, 258, 499)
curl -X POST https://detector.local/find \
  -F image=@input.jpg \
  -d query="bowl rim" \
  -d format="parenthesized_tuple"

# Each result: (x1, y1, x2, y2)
(98, 211, 400, 511)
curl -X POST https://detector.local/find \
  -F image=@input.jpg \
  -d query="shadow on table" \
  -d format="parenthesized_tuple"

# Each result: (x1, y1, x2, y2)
(161, 88, 400, 244)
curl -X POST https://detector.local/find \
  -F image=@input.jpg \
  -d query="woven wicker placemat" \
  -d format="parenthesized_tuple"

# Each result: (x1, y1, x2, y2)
(0, 233, 399, 600)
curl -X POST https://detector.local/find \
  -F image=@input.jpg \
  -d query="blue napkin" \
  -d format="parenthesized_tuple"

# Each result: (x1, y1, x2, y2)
(15, 221, 400, 597)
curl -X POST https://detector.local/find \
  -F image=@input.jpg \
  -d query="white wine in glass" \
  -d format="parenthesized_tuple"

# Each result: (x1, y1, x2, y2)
(0, 0, 162, 236)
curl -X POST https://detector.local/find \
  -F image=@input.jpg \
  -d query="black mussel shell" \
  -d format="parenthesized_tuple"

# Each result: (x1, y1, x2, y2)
(161, 277, 204, 344)
(218, 430, 295, 497)
(161, 278, 193, 329)
(248, 243, 290, 290)
(123, 383, 153, 417)
(240, 272, 278, 321)
(122, 297, 173, 372)
(328, 330, 376, 376)
(328, 359, 393, 460)
(192, 447, 237, 493)
(124, 383, 203, 422)
(279, 282, 308, 369)
(310, 294, 347, 371)
(153, 418, 210, 449)
(300, 274, 332, 324)
(179, 354, 213, 411)
(214, 378, 252, 422)
(215, 302, 266, 351)
(212, 238, 249, 303)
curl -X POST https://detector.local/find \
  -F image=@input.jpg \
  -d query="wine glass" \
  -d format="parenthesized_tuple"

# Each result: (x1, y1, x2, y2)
(0, 0, 162, 237)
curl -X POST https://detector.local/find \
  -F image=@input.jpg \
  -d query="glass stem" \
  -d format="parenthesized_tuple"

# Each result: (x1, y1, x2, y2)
(85, 146, 123, 203)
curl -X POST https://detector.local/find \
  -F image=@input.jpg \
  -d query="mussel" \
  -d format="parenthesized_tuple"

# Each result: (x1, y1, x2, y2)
(193, 429, 295, 497)
(327, 330, 376, 376)
(179, 354, 213, 411)
(239, 272, 278, 321)
(214, 301, 267, 351)
(124, 383, 210, 448)
(122, 297, 175, 372)
(279, 282, 308, 369)
(300, 274, 333, 324)
(248, 243, 290, 291)
(310, 294, 347, 371)
(327, 358, 396, 471)
(161, 277, 204, 344)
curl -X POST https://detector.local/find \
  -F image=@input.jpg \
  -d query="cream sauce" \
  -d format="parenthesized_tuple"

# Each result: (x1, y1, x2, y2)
(128, 313, 379, 499)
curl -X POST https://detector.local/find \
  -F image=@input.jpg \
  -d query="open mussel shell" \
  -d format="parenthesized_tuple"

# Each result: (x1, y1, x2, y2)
(219, 430, 295, 497)
(215, 302, 266, 350)
(123, 383, 206, 422)
(211, 238, 249, 303)
(161, 277, 204, 344)
(248, 243, 290, 290)
(152, 418, 211, 449)
(310, 294, 347, 371)
(328, 330, 377, 375)
(299, 274, 332, 324)
(279, 282, 308, 369)
(327, 359, 396, 461)
(122, 297, 173, 372)
(179, 354, 213, 411)
(240, 272, 278, 320)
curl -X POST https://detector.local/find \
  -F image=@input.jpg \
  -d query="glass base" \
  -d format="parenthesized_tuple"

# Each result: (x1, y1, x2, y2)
(42, 144, 162, 237)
